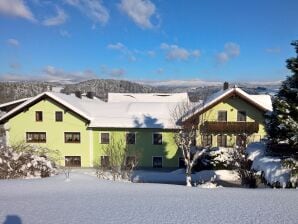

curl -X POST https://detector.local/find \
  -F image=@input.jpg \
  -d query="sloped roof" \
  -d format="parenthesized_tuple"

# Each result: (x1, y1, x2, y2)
(108, 93, 188, 102)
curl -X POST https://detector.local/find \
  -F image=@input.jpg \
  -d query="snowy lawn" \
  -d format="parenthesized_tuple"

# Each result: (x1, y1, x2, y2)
(0, 172, 297, 224)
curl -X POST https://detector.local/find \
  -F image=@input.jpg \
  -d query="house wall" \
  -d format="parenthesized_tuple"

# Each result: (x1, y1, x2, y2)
(5, 98, 92, 167)
(197, 96, 267, 147)
(92, 128, 181, 168)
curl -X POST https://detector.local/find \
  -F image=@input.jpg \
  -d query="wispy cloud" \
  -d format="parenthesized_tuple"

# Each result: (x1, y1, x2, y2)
(118, 0, 159, 29)
(216, 42, 240, 64)
(160, 43, 201, 61)
(7, 38, 19, 47)
(42, 6, 67, 26)
(107, 42, 136, 62)
(59, 29, 71, 38)
(65, 0, 109, 25)
(0, 0, 36, 22)
(100, 66, 126, 78)
(266, 47, 281, 54)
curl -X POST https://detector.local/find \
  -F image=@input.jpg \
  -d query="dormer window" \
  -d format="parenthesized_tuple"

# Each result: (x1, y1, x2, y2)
(218, 111, 227, 122)
(35, 111, 43, 122)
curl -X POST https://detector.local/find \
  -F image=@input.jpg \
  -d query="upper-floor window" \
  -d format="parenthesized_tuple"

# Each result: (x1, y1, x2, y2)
(218, 111, 227, 122)
(237, 111, 247, 122)
(153, 133, 162, 145)
(55, 111, 63, 122)
(100, 133, 110, 144)
(126, 133, 136, 145)
(202, 134, 212, 147)
(35, 111, 43, 122)
(65, 132, 80, 143)
(26, 132, 46, 143)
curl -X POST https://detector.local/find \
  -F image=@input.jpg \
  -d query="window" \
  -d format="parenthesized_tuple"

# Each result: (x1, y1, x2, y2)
(178, 157, 186, 168)
(26, 132, 46, 143)
(65, 156, 81, 167)
(236, 135, 247, 147)
(126, 133, 136, 145)
(35, 111, 43, 122)
(153, 156, 162, 168)
(125, 156, 137, 169)
(55, 111, 63, 122)
(100, 133, 110, 144)
(218, 111, 227, 122)
(237, 111, 247, 122)
(202, 134, 212, 147)
(217, 134, 227, 147)
(64, 132, 80, 143)
(100, 156, 110, 168)
(153, 133, 162, 145)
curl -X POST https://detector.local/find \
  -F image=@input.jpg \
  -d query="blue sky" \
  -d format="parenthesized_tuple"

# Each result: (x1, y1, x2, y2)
(0, 0, 297, 85)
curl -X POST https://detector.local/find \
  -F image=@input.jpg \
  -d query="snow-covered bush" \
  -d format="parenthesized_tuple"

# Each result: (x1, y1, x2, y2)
(0, 144, 57, 179)
(205, 147, 235, 169)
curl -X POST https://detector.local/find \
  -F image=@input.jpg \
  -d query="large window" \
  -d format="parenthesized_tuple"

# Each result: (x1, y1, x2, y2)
(218, 111, 227, 122)
(35, 111, 43, 122)
(65, 156, 81, 167)
(153, 133, 162, 145)
(26, 132, 46, 143)
(237, 111, 247, 122)
(55, 111, 63, 122)
(217, 134, 227, 147)
(64, 132, 80, 143)
(100, 133, 110, 144)
(100, 156, 110, 168)
(126, 133, 136, 145)
(202, 134, 212, 147)
(152, 156, 162, 168)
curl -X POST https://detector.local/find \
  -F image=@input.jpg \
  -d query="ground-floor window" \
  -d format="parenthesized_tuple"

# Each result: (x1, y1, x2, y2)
(152, 156, 163, 168)
(100, 156, 110, 169)
(178, 157, 186, 168)
(217, 134, 227, 147)
(65, 156, 81, 167)
(236, 135, 247, 147)
(125, 156, 137, 169)
(26, 132, 46, 143)
(202, 134, 212, 147)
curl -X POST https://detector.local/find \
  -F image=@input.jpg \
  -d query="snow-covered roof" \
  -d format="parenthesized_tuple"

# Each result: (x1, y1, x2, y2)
(108, 93, 188, 102)
(0, 97, 31, 110)
(183, 87, 272, 122)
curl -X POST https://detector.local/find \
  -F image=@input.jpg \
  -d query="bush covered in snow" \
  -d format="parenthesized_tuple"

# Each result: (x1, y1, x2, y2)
(205, 147, 235, 169)
(0, 143, 58, 179)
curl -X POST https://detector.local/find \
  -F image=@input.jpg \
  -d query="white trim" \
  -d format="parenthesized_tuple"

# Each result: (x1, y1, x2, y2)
(25, 131, 47, 144)
(152, 156, 163, 168)
(99, 131, 110, 144)
(152, 132, 163, 145)
(89, 129, 93, 167)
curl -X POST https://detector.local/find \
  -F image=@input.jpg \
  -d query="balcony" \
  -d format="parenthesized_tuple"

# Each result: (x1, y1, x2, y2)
(201, 121, 259, 134)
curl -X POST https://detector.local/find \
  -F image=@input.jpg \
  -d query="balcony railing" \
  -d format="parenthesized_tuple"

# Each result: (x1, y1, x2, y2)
(201, 121, 259, 134)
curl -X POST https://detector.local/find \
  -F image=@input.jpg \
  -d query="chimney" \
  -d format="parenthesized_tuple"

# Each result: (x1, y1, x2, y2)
(86, 91, 95, 99)
(223, 82, 229, 90)
(75, 91, 82, 99)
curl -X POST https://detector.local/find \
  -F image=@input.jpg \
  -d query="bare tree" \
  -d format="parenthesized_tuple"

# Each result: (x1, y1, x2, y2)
(171, 97, 210, 187)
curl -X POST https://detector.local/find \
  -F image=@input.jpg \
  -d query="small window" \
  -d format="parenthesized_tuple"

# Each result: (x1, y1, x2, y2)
(55, 111, 63, 122)
(125, 156, 137, 169)
(237, 111, 247, 122)
(202, 134, 212, 147)
(217, 134, 227, 147)
(126, 133, 136, 145)
(218, 111, 227, 122)
(178, 157, 186, 168)
(153, 156, 163, 168)
(100, 133, 110, 144)
(65, 156, 81, 167)
(26, 132, 46, 143)
(236, 135, 247, 147)
(35, 111, 43, 122)
(65, 132, 80, 143)
(153, 133, 162, 145)
(100, 156, 110, 168)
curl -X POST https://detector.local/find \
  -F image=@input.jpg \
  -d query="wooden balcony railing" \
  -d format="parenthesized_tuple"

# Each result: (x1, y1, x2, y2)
(201, 121, 259, 134)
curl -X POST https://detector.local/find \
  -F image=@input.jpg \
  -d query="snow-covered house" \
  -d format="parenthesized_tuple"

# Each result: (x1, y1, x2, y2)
(0, 84, 272, 168)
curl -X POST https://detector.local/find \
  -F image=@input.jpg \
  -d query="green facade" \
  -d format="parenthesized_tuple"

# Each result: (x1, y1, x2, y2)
(3, 94, 268, 168)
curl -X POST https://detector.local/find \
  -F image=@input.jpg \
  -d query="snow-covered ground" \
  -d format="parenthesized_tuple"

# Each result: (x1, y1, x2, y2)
(0, 172, 297, 224)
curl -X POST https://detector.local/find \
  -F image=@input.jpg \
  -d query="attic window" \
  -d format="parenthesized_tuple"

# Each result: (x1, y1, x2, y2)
(35, 111, 43, 122)
(237, 111, 247, 122)
(218, 111, 227, 122)
(55, 111, 63, 122)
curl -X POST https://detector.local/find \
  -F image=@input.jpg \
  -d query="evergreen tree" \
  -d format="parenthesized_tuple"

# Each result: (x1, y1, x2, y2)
(266, 40, 298, 149)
